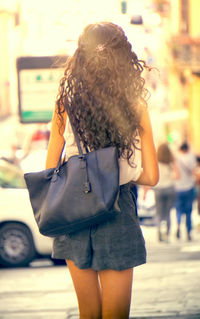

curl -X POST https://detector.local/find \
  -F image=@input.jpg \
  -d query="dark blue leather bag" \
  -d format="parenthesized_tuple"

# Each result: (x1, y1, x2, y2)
(24, 108, 120, 237)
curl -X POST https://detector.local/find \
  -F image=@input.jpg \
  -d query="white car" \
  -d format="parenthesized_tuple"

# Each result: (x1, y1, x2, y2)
(0, 158, 53, 267)
(137, 186, 156, 226)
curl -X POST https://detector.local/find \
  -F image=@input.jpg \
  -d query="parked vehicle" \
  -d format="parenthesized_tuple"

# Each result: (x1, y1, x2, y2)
(129, 183, 156, 225)
(137, 186, 156, 226)
(0, 158, 53, 267)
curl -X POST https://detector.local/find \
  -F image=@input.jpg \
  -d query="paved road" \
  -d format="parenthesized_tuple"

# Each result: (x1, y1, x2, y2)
(0, 248, 200, 319)
(0, 209, 200, 319)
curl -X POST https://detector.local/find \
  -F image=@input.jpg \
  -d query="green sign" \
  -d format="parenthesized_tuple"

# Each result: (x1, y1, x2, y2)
(19, 68, 63, 123)
(17, 56, 68, 123)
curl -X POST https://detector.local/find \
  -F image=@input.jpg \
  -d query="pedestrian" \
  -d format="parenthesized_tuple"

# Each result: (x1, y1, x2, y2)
(194, 156, 200, 216)
(175, 142, 196, 241)
(154, 143, 178, 242)
(46, 22, 159, 319)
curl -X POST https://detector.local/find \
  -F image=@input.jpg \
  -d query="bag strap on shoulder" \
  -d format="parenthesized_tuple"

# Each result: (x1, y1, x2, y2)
(64, 103, 89, 156)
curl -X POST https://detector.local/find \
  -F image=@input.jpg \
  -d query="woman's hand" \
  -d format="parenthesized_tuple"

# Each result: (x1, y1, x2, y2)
(136, 107, 159, 186)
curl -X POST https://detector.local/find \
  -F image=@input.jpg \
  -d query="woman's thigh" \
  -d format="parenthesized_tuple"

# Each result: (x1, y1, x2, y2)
(99, 267, 133, 319)
(66, 259, 102, 319)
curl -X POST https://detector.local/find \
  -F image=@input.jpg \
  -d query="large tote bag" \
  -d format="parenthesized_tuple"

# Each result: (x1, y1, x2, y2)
(24, 107, 120, 237)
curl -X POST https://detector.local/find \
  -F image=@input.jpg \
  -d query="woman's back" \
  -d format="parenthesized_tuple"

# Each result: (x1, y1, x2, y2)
(63, 117, 142, 185)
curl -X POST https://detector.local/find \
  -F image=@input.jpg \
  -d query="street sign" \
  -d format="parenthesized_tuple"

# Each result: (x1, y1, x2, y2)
(17, 56, 68, 123)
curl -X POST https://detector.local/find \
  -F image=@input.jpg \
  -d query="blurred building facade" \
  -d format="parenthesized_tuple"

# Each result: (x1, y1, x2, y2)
(167, 0, 200, 154)
(1, 0, 199, 156)
(0, 0, 160, 121)
(0, 1, 18, 118)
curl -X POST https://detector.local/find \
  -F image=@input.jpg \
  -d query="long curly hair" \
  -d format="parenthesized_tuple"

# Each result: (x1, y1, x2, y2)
(56, 22, 149, 165)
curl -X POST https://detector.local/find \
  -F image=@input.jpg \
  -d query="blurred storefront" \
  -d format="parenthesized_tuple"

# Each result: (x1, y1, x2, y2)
(166, 0, 200, 154)
(0, 0, 21, 119)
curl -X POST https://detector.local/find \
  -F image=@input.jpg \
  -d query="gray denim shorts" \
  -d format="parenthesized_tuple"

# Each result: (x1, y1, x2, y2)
(52, 183, 146, 271)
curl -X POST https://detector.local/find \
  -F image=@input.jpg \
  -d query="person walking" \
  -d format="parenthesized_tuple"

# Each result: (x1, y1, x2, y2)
(175, 142, 196, 241)
(154, 143, 178, 242)
(194, 156, 200, 216)
(46, 22, 159, 319)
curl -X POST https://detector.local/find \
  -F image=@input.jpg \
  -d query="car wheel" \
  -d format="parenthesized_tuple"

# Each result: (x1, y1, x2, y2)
(0, 223, 36, 267)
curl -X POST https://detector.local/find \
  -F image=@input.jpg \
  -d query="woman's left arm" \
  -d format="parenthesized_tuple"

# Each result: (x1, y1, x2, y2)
(136, 106, 159, 186)
(45, 106, 67, 169)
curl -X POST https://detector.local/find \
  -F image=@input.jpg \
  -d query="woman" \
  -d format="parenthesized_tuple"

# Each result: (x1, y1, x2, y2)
(154, 143, 178, 242)
(46, 22, 158, 319)
(194, 156, 200, 216)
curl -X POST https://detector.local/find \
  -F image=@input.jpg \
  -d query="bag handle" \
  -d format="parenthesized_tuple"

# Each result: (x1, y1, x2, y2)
(64, 103, 89, 156)
(55, 102, 85, 172)
(55, 142, 66, 172)
(55, 103, 86, 171)
(54, 103, 91, 194)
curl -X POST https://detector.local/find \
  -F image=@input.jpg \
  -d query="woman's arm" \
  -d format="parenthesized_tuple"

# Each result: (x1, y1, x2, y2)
(136, 107, 159, 186)
(45, 106, 67, 169)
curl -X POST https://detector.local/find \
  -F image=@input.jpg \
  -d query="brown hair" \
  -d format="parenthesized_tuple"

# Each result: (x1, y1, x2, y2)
(157, 143, 174, 164)
(56, 22, 150, 165)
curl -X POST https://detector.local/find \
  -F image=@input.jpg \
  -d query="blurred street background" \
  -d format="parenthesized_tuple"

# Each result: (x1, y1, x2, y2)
(1, 0, 200, 152)
(0, 0, 200, 318)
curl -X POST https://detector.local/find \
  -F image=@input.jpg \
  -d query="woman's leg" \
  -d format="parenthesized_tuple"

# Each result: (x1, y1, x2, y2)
(164, 189, 176, 236)
(155, 190, 164, 241)
(66, 259, 102, 319)
(175, 192, 182, 238)
(184, 189, 194, 240)
(99, 268, 133, 319)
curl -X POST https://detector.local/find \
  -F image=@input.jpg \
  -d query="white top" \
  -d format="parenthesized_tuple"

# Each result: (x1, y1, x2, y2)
(154, 163, 174, 189)
(63, 117, 142, 186)
(174, 151, 196, 191)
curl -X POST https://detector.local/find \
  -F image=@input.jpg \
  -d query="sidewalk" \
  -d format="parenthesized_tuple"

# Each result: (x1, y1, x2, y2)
(131, 208, 200, 318)
(0, 211, 200, 319)
(0, 249, 200, 319)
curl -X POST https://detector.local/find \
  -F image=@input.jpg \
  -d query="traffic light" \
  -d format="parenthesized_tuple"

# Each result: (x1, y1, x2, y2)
(121, 1, 127, 14)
